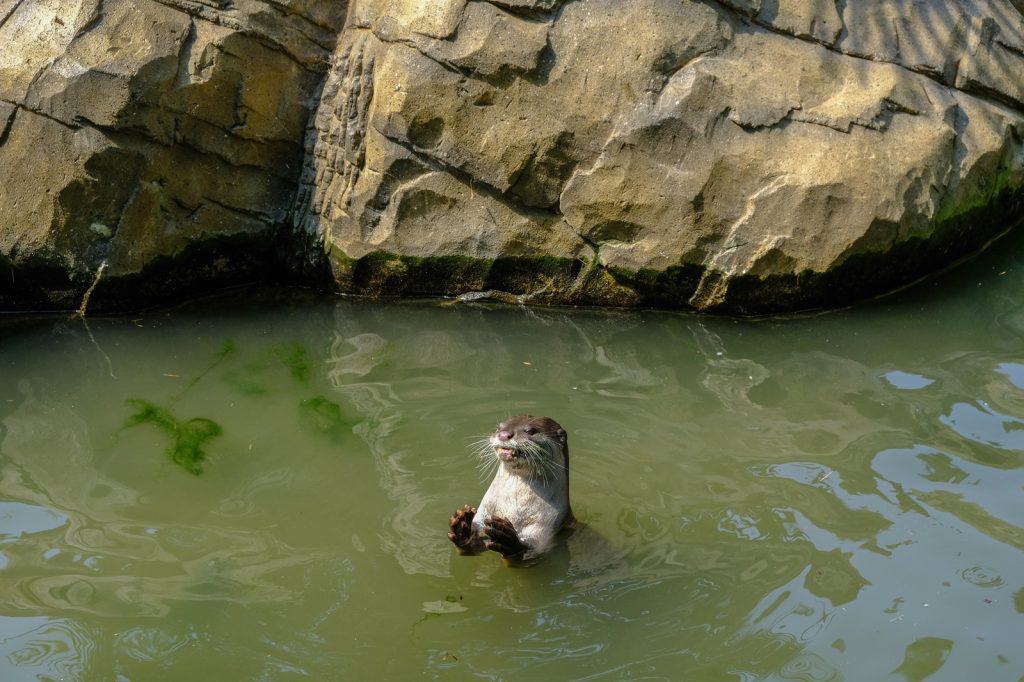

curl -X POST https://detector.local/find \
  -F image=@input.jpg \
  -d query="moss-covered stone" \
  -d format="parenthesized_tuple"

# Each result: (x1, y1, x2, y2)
(720, 183, 1024, 314)
(606, 264, 704, 309)
(347, 250, 582, 300)
(83, 228, 304, 313)
(324, 179, 1024, 314)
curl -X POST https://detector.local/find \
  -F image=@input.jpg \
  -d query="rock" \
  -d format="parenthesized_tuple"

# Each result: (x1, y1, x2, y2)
(0, 0, 346, 310)
(2, 0, 1024, 313)
(296, 0, 1024, 312)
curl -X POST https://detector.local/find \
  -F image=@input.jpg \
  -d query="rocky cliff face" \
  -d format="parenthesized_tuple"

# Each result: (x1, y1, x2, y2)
(3, 0, 1024, 313)
(0, 0, 347, 309)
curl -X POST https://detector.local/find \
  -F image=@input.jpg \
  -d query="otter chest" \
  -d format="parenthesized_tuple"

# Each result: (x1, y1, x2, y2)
(476, 476, 564, 531)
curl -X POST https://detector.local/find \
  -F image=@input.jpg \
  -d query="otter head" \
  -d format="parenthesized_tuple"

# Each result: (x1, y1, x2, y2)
(489, 415, 568, 479)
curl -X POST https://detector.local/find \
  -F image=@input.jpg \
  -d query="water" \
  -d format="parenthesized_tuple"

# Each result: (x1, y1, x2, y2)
(1, 243, 1024, 681)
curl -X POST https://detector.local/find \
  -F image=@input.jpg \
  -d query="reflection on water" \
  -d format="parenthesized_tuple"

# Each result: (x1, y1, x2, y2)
(0, 616, 95, 681)
(1, 238, 1024, 679)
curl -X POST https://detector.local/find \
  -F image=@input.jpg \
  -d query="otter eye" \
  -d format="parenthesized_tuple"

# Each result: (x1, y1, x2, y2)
(524, 426, 535, 435)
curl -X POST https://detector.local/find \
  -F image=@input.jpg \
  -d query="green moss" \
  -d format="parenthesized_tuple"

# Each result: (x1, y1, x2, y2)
(352, 251, 486, 296)
(325, 243, 356, 285)
(352, 252, 409, 295)
(485, 255, 577, 294)
(936, 165, 1019, 225)
(80, 229, 290, 314)
(298, 395, 354, 442)
(410, 254, 490, 293)
(345, 250, 582, 299)
(326, 243, 354, 266)
(122, 399, 223, 475)
(722, 185, 1024, 315)
(573, 262, 641, 307)
(606, 263, 703, 307)
(272, 342, 312, 383)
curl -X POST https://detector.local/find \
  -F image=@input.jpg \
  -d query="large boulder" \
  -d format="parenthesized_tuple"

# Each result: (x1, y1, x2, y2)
(0, 0, 346, 310)
(3, 0, 1024, 313)
(296, 0, 1024, 312)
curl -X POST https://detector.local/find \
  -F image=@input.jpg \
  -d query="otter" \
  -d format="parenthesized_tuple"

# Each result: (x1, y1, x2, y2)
(448, 415, 573, 563)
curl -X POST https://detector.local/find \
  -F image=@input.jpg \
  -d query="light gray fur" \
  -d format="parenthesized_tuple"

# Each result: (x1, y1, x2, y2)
(469, 434, 572, 559)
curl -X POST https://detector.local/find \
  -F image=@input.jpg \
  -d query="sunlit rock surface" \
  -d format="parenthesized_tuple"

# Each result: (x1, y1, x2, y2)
(2, 0, 1024, 312)
(0, 0, 347, 308)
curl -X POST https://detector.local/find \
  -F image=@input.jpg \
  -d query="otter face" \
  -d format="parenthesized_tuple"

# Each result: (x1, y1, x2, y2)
(488, 415, 567, 477)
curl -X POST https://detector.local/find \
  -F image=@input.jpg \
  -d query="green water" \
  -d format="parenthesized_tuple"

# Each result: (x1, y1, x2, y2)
(2, 247, 1024, 681)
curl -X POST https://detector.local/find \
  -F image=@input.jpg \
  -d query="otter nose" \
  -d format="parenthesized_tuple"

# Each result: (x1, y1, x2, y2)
(498, 430, 512, 441)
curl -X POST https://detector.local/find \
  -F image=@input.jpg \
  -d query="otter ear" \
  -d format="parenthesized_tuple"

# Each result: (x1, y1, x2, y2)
(556, 428, 567, 444)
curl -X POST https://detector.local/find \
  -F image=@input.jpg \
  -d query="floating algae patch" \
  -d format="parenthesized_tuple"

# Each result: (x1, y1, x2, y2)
(222, 342, 313, 394)
(122, 400, 223, 475)
(273, 342, 312, 384)
(298, 396, 355, 443)
(222, 364, 269, 395)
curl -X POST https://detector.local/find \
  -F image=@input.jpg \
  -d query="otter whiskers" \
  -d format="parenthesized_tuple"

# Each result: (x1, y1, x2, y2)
(449, 415, 574, 564)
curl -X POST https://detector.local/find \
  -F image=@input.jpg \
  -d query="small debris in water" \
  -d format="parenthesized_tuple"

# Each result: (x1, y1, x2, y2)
(422, 598, 467, 614)
(175, 339, 237, 399)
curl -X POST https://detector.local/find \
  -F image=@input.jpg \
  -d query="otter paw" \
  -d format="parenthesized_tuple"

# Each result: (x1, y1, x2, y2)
(448, 505, 477, 552)
(483, 516, 526, 558)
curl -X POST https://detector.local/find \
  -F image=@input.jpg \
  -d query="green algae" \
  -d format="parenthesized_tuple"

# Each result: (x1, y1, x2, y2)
(935, 165, 1020, 225)
(122, 399, 223, 475)
(298, 395, 354, 443)
(272, 342, 312, 383)
(220, 341, 313, 394)
(607, 263, 702, 308)
(345, 249, 582, 299)
(222, 367, 269, 395)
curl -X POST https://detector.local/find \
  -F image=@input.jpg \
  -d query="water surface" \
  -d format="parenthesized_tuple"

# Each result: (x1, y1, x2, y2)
(2, 242, 1024, 680)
